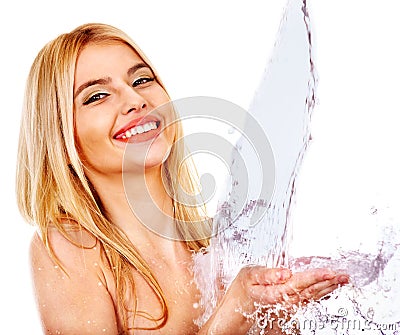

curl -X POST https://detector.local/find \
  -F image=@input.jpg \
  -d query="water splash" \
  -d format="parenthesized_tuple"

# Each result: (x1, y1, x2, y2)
(193, 0, 400, 333)
(194, 0, 317, 325)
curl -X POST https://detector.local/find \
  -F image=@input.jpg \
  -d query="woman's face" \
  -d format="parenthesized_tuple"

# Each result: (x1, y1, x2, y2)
(73, 41, 174, 177)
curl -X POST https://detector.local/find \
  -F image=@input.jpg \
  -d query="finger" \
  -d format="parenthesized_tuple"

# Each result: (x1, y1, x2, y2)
(300, 283, 335, 301)
(246, 266, 292, 286)
(273, 270, 342, 306)
(299, 274, 349, 300)
(288, 268, 338, 292)
(313, 283, 341, 300)
(249, 284, 285, 305)
(278, 284, 340, 308)
(249, 272, 330, 306)
(314, 275, 348, 300)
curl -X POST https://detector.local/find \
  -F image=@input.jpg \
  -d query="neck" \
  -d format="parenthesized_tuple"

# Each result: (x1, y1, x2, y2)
(86, 165, 177, 245)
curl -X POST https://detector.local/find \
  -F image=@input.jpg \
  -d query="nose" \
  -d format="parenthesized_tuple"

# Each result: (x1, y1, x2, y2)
(120, 85, 147, 115)
(125, 102, 147, 114)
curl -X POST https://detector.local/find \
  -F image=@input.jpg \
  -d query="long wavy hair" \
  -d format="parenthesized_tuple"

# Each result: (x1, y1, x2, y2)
(16, 23, 210, 332)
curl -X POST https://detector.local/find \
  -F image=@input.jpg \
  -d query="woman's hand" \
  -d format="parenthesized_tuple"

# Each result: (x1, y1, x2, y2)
(199, 266, 349, 335)
(237, 266, 349, 308)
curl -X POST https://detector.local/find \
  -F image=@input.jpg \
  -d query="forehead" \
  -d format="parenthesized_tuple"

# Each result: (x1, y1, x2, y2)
(74, 42, 144, 85)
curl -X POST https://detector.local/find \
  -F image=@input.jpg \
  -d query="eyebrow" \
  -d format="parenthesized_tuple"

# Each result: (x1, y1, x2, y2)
(74, 77, 111, 99)
(74, 63, 152, 99)
(127, 63, 152, 77)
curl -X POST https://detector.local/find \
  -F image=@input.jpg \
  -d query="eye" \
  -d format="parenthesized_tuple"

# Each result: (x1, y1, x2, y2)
(132, 76, 155, 88)
(83, 92, 110, 105)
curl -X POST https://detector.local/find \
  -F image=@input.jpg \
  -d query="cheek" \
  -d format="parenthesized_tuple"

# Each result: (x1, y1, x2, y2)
(74, 111, 114, 165)
(75, 106, 112, 142)
(149, 85, 171, 113)
(75, 115, 98, 151)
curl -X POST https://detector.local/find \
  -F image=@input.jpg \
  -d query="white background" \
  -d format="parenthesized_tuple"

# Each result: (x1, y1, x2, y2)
(1, 0, 399, 332)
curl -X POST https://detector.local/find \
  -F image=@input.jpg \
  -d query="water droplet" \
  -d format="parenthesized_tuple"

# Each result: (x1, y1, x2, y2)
(191, 0, 400, 331)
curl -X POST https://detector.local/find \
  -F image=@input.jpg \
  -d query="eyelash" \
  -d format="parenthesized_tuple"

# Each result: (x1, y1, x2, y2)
(83, 92, 110, 105)
(82, 77, 155, 105)
(132, 76, 155, 87)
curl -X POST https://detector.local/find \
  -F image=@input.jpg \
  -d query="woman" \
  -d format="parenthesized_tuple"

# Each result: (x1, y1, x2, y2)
(16, 23, 348, 334)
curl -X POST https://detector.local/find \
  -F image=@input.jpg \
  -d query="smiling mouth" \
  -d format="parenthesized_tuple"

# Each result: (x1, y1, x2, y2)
(114, 120, 161, 142)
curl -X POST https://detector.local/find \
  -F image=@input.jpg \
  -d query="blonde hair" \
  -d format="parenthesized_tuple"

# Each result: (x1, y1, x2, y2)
(16, 23, 210, 332)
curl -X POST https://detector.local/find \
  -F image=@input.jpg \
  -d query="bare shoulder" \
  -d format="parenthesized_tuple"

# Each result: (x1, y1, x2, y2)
(30, 229, 119, 334)
(30, 226, 100, 274)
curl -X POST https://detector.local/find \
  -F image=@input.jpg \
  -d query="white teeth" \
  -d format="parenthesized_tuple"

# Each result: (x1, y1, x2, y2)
(121, 121, 157, 139)
(143, 123, 152, 132)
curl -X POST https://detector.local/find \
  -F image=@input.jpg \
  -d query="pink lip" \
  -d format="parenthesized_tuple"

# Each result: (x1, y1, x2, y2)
(113, 115, 161, 139)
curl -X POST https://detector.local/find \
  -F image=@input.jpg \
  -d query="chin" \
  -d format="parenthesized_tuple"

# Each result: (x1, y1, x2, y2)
(144, 139, 172, 169)
(123, 136, 172, 173)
